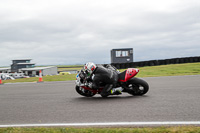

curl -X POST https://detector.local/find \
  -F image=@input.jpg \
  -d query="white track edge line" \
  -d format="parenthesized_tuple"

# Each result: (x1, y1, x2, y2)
(0, 121, 200, 127)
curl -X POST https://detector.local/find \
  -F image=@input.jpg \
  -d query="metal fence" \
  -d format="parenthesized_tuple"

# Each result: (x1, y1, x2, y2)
(111, 56, 200, 69)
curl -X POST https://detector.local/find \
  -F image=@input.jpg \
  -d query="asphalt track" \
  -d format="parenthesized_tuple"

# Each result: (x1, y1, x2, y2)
(0, 75, 200, 127)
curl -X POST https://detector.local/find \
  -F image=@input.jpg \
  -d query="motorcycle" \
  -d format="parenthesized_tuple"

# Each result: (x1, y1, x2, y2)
(75, 66, 149, 97)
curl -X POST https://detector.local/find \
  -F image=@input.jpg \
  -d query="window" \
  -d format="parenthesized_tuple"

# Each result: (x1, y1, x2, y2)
(116, 50, 129, 57)
(122, 51, 129, 56)
(116, 51, 122, 57)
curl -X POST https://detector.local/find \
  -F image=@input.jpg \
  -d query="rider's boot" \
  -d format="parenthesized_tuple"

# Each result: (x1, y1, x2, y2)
(100, 84, 113, 97)
(111, 87, 123, 95)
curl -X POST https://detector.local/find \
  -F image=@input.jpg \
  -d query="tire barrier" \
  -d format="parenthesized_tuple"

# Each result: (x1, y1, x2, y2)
(111, 56, 200, 69)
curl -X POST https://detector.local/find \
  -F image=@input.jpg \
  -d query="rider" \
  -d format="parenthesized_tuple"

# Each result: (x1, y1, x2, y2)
(83, 62, 121, 97)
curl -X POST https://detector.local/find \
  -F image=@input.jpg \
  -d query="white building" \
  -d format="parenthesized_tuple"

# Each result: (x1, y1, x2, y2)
(21, 66, 57, 76)
(0, 59, 58, 77)
(0, 67, 11, 73)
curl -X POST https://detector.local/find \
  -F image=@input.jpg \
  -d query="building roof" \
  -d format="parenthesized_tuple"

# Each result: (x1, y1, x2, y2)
(111, 48, 133, 51)
(12, 59, 32, 61)
(0, 67, 11, 70)
(16, 63, 35, 65)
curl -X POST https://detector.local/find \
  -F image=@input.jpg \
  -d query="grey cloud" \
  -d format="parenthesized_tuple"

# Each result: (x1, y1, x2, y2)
(0, 0, 200, 66)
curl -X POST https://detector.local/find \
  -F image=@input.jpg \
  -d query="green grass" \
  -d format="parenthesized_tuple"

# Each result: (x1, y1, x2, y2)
(58, 67, 82, 71)
(57, 65, 83, 67)
(2, 74, 76, 84)
(121, 62, 200, 77)
(0, 126, 200, 133)
(1, 62, 200, 84)
(57, 65, 83, 71)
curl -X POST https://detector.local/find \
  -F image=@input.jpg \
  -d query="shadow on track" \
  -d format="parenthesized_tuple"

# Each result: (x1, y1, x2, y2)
(73, 95, 149, 103)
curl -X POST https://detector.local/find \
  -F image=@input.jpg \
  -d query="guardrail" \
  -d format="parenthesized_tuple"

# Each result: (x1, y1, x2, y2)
(111, 56, 200, 69)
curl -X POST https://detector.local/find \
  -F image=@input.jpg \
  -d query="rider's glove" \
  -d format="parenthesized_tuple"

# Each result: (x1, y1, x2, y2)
(88, 82, 93, 88)
(84, 82, 92, 88)
(85, 82, 93, 88)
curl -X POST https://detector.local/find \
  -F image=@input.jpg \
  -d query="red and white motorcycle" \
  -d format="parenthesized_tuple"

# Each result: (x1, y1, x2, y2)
(75, 67, 149, 97)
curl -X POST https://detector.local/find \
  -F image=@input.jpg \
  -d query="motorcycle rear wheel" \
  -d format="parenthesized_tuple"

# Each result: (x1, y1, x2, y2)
(126, 78, 149, 96)
(75, 85, 96, 97)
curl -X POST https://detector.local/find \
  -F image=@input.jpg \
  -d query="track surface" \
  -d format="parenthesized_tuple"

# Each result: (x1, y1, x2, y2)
(0, 75, 200, 126)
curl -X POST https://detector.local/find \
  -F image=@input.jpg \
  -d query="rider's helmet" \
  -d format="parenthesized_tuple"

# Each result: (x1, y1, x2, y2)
(84, 62, 97, 76)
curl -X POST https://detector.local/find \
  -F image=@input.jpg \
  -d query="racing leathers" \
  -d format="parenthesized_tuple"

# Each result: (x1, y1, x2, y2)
(90, 64, 119, 97)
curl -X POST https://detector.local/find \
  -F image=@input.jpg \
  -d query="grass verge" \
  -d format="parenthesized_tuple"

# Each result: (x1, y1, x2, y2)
(2, 74, 75, 84)
(120, 62, 200, 77)
(0, 126, 200, 133)
(2, 62, 200, 84)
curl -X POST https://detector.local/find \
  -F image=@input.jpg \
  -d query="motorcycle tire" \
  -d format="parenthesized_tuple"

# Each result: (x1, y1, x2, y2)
(126, 77, 149, 96)
(75, 85, 96, 97)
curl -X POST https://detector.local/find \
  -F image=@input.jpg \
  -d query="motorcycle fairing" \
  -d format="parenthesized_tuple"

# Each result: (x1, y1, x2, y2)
(81, 86, 104, 94)
(118, 68, 139, 82)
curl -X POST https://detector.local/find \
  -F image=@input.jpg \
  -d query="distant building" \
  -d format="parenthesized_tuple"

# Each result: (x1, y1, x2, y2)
(111, 48, 133, 63)
(1, 59, 58, 77)
(21, 66, 57, 77)
(0, 67, 11, 73)
(11, 59, 35, 72)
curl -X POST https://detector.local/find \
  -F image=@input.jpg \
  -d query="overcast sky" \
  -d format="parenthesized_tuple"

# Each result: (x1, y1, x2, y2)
(0, 0, 200, 66)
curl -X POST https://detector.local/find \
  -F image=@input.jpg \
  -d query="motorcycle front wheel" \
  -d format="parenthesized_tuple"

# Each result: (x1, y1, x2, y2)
(126, 77, 149, 96)
(75, 85, 96, 97)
